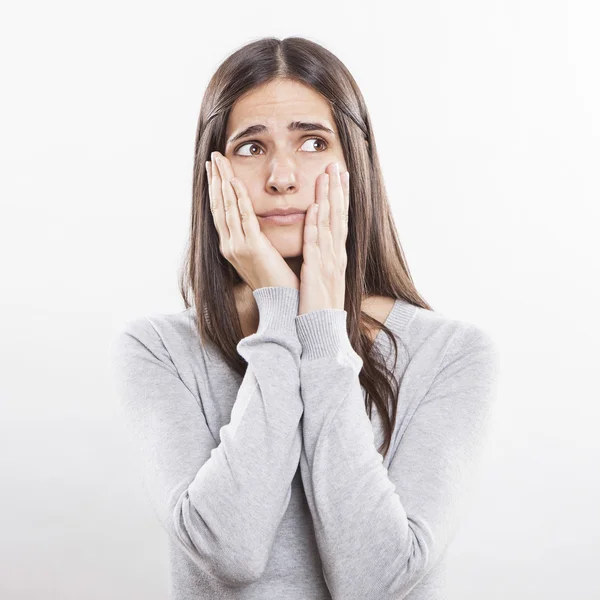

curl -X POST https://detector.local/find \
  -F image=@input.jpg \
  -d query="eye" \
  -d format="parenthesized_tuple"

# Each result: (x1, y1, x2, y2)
(299, 137, 328, 152)
(233, 137, 329, 156)
(234, 142, 264, 157)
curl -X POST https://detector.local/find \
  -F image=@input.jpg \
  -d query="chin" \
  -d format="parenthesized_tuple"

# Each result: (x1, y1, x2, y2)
(264, 229, 304, 258)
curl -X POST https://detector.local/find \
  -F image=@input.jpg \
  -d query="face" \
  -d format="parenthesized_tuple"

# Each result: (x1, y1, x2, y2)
(224, 78, 348, 258)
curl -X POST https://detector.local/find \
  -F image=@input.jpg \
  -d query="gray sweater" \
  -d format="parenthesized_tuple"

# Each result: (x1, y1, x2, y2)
(109, 285, 498, 600)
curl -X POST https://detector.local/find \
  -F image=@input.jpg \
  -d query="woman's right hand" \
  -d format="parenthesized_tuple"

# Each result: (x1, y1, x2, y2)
(206, 151, 300, 292)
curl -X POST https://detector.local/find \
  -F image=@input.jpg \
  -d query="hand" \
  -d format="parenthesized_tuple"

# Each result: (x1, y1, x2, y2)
(298, 162, 350, 316)
(207, 152, 300, 292)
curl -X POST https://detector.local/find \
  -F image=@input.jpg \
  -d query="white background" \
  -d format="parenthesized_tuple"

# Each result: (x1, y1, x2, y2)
(1, 1, 599, 598)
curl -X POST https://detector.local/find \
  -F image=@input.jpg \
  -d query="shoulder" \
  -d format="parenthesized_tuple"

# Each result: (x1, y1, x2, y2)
(389, 307, 499, 427)
(405, 305, 497, 380)
(109, 307, 199, 368)
(416, 306, 495, 352)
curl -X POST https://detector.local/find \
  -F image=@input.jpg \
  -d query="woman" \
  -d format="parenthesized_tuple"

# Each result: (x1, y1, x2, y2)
(110, 36, 497, 600)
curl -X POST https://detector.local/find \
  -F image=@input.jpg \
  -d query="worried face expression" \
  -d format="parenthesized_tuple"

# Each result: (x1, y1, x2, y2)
(224, 78, 348, 258)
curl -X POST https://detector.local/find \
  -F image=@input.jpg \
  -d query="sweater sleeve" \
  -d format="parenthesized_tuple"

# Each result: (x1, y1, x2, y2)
(294, 310, 498, 600)
(109, 286, 304, 587)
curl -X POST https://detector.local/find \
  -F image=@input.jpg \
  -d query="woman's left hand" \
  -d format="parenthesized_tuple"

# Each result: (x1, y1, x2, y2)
(298, 162, 350, 316)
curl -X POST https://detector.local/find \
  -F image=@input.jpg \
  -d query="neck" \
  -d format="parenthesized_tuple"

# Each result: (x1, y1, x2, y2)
(285, 256, 303, 280)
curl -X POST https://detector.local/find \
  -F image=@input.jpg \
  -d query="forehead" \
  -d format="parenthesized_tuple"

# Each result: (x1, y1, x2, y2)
(226, 79, 335, 136)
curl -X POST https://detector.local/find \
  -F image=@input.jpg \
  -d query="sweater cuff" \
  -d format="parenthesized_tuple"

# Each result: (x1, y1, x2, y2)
(295, 309, 355, 360)
(252, 286, 300, 336)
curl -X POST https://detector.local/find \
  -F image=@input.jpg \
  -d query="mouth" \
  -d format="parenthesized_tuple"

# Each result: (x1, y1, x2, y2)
(259, 213, 306, 225)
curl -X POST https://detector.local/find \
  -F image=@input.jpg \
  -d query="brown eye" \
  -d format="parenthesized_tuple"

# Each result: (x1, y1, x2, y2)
(300, 137, 328, 152)
(234, 142, 264, 157)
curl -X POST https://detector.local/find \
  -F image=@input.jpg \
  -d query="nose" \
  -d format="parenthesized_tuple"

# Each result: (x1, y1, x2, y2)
(267, 179, 296, 193)
(266, 161, 297, 194)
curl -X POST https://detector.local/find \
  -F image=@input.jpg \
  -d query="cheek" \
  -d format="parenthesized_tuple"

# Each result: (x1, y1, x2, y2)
(336, 156, 348, 172)
(317, 155, 347, 174)
(229, 165, 260, 202)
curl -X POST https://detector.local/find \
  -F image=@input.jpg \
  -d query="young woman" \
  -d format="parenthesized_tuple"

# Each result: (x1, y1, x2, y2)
(110, 36, 497, 600)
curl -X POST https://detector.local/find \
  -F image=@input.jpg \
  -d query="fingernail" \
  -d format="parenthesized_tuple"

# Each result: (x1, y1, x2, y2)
(333, 162, 339, 174)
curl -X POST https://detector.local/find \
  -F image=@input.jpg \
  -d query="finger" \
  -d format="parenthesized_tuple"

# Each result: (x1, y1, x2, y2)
(328, 163, 346, 259)
(340, 170, 350, 256)
(214, 153, 245, 242)
(207, 156, 231, 245)
(229, 176, 262, 240)
(342, 170, 350, 214)
(316, 172, 334, 261)
(303, 202, 321, 264)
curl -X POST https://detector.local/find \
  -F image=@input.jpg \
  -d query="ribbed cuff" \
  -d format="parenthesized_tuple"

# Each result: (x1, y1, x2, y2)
(295, 309, 355, 360)
(252, 286, 300, 336)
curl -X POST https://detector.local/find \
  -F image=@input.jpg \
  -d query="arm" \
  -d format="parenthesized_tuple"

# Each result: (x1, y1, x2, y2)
(109, 286, 304, 586)
(294, 311, 498, 600)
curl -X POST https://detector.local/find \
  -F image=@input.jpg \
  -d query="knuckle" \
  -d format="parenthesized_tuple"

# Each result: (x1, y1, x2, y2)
(235, 244, 249, 258)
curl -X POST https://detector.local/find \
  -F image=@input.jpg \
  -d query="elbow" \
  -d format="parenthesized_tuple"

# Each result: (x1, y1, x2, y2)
(209, 539, 268, 585)
(403, 519, 433, 579)
(210, 544, 266, 586)
(385, 522, 446, 599)
(173, 524, 263, 587)
(210, 554, 264, 587)
(171, 491, 265, 587)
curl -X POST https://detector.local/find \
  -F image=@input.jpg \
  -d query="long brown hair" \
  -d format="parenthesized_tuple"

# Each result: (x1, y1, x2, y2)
(179, 36, 433, 460)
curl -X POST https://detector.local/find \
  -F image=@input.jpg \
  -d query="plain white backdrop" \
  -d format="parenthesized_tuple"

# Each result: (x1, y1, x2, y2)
(1, 1, 598, 598)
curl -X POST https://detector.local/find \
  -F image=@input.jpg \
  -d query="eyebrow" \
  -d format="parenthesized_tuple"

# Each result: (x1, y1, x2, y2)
(227, 121, 335, 145)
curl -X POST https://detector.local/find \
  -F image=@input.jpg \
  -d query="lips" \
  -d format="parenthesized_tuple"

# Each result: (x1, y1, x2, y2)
(258, 208, 306, 217)
(259, 213, 306, 225)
